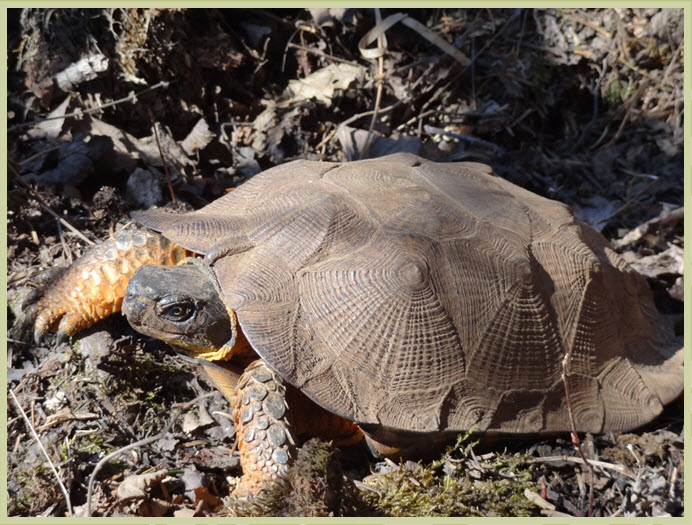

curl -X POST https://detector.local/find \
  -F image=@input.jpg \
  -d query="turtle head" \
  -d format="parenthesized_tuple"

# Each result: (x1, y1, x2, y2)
(122, 264, 240, 361)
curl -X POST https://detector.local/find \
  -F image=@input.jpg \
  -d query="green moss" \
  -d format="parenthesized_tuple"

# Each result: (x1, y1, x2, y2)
(605, 79, 634, 107)
(8, 462, 62, 516)
(227, 432, 540, 517)
(228, 439, 379, 517)
(77, 434, 106, 454)
(362, 433, 540, 517)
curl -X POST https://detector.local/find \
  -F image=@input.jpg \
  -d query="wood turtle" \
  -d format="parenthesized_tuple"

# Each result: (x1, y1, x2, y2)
(29, 153, 683, 496)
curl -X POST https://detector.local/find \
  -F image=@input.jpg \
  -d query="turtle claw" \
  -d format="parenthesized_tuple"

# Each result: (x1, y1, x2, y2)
(34, 326, 70, 347)
(33, 326, 45, 346)
(55, 330, 70, 347)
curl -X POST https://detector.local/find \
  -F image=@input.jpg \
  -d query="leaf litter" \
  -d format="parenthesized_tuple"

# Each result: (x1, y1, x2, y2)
(7, 7, 683, 517)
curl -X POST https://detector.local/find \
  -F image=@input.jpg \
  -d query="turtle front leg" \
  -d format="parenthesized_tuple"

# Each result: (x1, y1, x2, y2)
(29, 228, 190, 341)
(231, 360, 296, 498)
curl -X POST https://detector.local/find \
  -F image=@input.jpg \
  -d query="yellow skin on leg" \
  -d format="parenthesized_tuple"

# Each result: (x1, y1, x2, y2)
(30, 228, 364, 498)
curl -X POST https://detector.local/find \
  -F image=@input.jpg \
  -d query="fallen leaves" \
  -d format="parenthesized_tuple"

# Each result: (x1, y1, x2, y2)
(116, 469, 169, 503)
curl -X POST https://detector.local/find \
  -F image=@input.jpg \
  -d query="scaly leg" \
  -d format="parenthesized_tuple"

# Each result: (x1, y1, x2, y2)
(231, 360, 296, 497)
(29, 228, 189, 340)
(227, 359, 364, 497)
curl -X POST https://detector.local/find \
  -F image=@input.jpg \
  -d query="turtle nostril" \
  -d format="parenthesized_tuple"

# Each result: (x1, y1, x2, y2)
(124, 299, 146, 320)
(122, 292, 142, 318)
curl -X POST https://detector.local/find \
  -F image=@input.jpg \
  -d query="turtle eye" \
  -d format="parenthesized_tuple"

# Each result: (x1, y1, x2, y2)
(157, 297, 195, 322)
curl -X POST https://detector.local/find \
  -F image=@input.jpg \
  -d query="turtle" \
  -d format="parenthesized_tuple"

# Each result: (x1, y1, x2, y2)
(29, 152, 683, 497)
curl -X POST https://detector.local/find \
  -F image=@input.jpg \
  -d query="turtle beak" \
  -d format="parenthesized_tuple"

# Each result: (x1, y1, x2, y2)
(122, 274, 151, 324)
(122, 293, 147, 323)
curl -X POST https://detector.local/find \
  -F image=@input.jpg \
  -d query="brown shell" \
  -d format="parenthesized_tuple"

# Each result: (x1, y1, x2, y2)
(133, 153, 683, 435)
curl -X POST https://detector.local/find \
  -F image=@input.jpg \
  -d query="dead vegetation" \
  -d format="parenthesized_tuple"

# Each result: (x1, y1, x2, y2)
(6, 7, 684, 517)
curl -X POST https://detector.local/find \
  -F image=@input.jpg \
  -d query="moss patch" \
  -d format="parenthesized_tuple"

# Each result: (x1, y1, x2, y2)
(362, 433, 540, 517)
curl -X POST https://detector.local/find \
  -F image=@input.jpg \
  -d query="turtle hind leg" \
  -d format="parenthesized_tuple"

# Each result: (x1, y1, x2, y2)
(231, 360, 297, 498)
(286, 387, 364, 447)
(29, 228, 189, 339)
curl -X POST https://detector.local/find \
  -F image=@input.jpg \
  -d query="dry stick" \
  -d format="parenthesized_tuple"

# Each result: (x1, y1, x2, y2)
(319, 58, 439, 149)
(86, 392, 215, 517)
(561, 355, 595, 517)
(662, 40, 683, 86)
(147, 110, 176, 203)
(18, 145, 63, 167)
(8, 164, 95, 246)
(286, 43, 364, 68)
(7, 266, 52, 286)
(361, 8, 386, 160)
(9, 81, 171, 131)
(281, 26, 303, 74)
(314, 101, 403, 151)
(563, 13, 613, 39)
(527, 455, 634, 479)
(9, 389, 74, 516)
(315, 14, 444, 150)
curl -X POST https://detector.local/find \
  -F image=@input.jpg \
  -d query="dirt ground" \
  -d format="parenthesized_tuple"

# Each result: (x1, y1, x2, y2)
(6, 8, 684, 517)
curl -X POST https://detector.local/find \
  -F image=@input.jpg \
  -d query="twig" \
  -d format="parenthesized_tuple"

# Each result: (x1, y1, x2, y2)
(353, 479, 383, 495)
(286, 43, 364, 68)
(8, 164, 95, 246)
(527, 455, 635, 479)
(9, 389, 74, 516)
(314, 101, 404, 151)
(361, 8, 386, 159)
(561, 355, 595, 517)
(616, 55, 651, 79)
(524, 488, 556, 511)
(9, 80, 171, 132)
(281, 26, 303, 74)
(662, 40, 683, 86)
(602, 82, 648, 148)
(18, 145, 62, 167)
(147, 110, 175, 203)
(85, 393, 213, 517)
(563, 13, 613, 39)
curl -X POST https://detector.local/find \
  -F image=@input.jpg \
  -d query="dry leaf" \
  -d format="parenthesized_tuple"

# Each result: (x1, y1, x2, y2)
(285, 63, 364, 105)
(28, 95, 71, 139)
(621, 244, 684, 278)
(116, 469, 168, 502)
(337, 125, 420, 160)
(194, 486, 222, 507)
(181, 118, 215, 155)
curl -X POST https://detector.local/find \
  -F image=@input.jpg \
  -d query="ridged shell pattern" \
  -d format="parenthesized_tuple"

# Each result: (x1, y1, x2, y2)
(134, 153, 683, 436)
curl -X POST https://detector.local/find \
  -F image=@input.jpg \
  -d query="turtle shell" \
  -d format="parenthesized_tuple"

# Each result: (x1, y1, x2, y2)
(133, 153, 682, 435)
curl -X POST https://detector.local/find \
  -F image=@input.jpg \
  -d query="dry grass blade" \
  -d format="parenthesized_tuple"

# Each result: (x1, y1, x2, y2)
(9, 389, 74, 517)
(358, 12, 469, 66)
(85, 393, 215, 517)
(524, 488, 557, 511)
(527, 455, 635, 479)
(147, 109, 176, 203)
(561, 354, 595, 516)
(8, 164, 95, 246)
(9, 80, 170, 132)
(360, 8, 387, 159)
(400, 16, 470, 66)
(287, 43, 363, 68)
